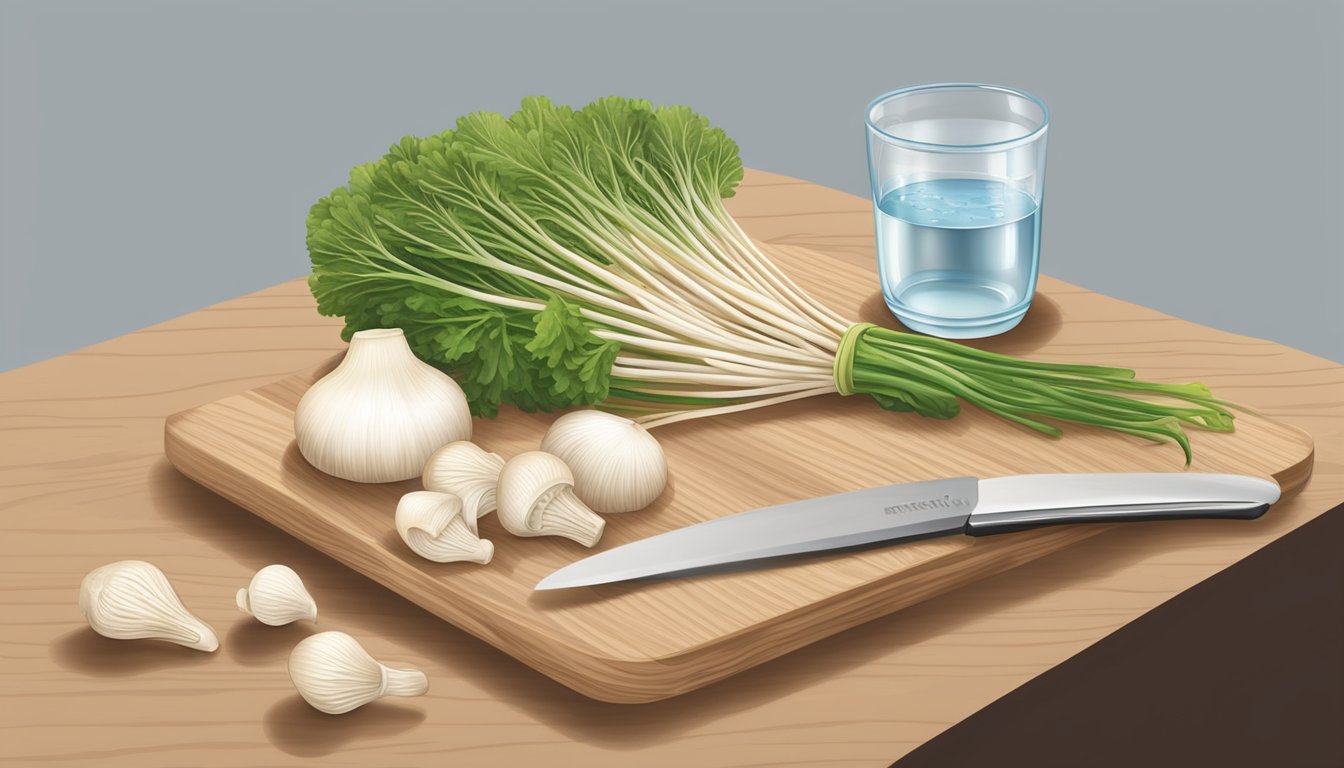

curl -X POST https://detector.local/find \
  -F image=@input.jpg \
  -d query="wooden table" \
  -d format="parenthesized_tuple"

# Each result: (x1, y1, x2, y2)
(2, 169, 1340, 767)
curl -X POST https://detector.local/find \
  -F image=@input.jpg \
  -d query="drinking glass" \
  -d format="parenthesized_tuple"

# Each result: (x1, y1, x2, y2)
(865, 84, 1049, 338)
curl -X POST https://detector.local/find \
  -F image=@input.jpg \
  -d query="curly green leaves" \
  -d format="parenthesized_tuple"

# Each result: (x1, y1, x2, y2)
(305, 96, 731, 417)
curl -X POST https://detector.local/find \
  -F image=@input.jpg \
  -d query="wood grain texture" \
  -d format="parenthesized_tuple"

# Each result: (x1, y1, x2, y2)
(163, 246, 1312, 704)
(1, 169, 1341, 767)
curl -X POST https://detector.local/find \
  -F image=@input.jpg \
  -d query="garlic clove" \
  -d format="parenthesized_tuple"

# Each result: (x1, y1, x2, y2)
(288, 631, 428, 715)
(395, 491, 494, 564)
(236, 564, 318, 626)
(421, 441, 505, 534)
(540, 410, 667, 514)
(79, 560, 219, 652)
(295, 328, 472, 483)
(497, 451, 605, 547)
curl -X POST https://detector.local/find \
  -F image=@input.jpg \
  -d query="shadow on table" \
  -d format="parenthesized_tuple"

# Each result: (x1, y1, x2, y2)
(225, 616, 315, 667)
(856, 289, 1064, 354)
(51, 626, 217, 677)
(263, 694, 425, 757)
(147, 423, 1299, 750)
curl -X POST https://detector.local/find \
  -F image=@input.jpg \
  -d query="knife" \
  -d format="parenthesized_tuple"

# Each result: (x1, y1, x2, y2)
(534, 473, 1280, 590)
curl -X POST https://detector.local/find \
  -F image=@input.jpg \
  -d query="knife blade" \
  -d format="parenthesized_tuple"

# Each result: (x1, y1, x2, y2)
(534, 473, 1280, 591)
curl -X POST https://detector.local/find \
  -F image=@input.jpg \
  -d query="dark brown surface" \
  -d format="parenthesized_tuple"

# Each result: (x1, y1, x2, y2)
(894, 503, 1344, 768)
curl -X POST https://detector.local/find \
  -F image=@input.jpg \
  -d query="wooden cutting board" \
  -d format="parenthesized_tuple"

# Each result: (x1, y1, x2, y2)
(163, 243, 1314, 704)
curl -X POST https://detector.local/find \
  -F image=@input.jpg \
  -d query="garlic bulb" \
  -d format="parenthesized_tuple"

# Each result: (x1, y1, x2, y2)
(236, 564, 318, 626)
(540, 411, 668, 514)
(79, 560, 219, 652)
(288, 631, 428, 715)
(421, 441, 505, 533)
(295, 328, 472, 483)
(395, 491, 494, 564)
(496, 451, 605, 547)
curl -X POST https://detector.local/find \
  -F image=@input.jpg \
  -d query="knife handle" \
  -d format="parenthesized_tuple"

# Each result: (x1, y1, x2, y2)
(964, 473, 1280, 537)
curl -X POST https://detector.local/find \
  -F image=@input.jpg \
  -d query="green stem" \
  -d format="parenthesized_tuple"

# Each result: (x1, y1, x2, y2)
(845, 328, 1232, 464)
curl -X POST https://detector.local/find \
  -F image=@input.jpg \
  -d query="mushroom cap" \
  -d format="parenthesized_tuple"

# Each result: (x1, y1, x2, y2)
(394, 491, 493, 564)
(496, 451, 575, 534)
(421, 441, 505, 529)
(540, 411, 667, 514)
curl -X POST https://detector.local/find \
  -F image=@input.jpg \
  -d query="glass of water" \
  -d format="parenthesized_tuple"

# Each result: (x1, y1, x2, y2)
(865, 84, 1049, 338)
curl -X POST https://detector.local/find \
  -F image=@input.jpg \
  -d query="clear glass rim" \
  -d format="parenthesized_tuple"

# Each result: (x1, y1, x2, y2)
(865, 83, 1050, 152)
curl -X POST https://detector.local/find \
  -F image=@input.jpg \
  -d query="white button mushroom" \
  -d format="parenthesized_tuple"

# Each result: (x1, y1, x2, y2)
(421, 441, 505, 533)
(496, 451, 605, 547)
(540, 410, 667, 514)
(395, 491, 494, 564)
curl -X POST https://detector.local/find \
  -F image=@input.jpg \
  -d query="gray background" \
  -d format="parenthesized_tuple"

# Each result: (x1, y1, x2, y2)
(2, 0, 1341, 371)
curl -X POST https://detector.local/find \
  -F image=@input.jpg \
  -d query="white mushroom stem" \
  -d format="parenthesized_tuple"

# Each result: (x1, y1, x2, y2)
(395, 491, 494, 564)
(496, 451, 607, 547)
(533, 488, 605, 546)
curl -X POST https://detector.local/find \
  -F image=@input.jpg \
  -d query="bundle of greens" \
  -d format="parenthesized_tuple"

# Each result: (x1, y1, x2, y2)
(307, 96, 1234, 462)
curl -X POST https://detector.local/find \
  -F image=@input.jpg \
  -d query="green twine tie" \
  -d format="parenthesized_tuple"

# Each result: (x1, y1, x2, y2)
(833, 322, 876, 396)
